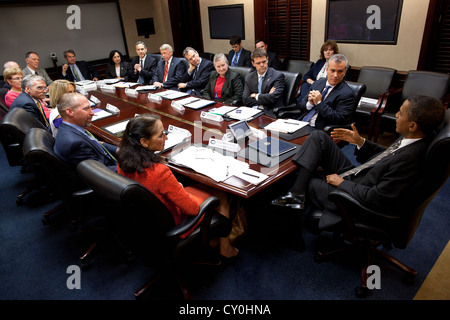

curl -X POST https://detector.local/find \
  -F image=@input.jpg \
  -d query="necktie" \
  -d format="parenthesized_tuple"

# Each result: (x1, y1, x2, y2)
(71, 66, 80, 82)
(303, 85, 331, 122)
(258, 75, 264, 94)
(138, 60, 144, 84)
(84, 129, 117, 162)
(339, 139, 403, 178)
(163, 61, 169, 82)
(36, 101, 49, 127)
(35, 70, 39, 76)
(232, 54, 238, 66)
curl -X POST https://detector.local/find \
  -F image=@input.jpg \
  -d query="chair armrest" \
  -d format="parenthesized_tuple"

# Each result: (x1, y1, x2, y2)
(72, 188, 94, 198)
(274, 103, 296, 117)
(323, 123, 354, 134)
(278, 108, 301, 119)
(376, 87, 402, 116)
(166, 196, 220, 238)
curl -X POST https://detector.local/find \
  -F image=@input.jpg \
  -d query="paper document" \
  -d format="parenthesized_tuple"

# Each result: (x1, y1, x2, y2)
(170, 146, 249, 182)
(233, 169, 268, 185)
(264, 119, 308, 134)
(359, 96, 378, 107)
(226, 107, 262, 121)
(208, 106, 238, 115)
(176, 97, 215, 109)
(154, 90, 189, 100)
(136, 85, 157, 91)
(114, 82, 138, 88)
(92, 108, 114, 121)
(156, 125, 192, 153)
(76, 80, 95, 86)
(102, 78, 122, 84)
(103, 120, 130, 135)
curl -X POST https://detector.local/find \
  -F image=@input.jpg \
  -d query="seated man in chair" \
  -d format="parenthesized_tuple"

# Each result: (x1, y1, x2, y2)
(295, 54, 354, 130)
(271, 95, 445, 231)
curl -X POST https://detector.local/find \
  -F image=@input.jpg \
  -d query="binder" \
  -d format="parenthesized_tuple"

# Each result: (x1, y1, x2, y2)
(247, 137, 297, 157)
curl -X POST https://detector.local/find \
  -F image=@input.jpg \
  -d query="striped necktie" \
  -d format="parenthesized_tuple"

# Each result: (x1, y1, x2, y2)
(36, 100, 49, 127)
(339, 138, 403, 178)
(71, 66, 80, 81)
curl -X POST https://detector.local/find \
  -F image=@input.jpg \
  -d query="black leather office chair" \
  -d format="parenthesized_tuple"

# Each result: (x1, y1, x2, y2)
(0, 87, 8, 109)
(0, 108, 47, 204)
(148, 53, 162, 62)
(372, 70, 450, 142)
(354, 66, 396, 138)
(22, 128, 90, 224)
(229, 66, 253, 87)
(199, 52, 215, 61)
(283, 59, 314, 76)
(314, 109, 450, 298)
(271, 71, 303, 118)
(76, 159, 232, 299)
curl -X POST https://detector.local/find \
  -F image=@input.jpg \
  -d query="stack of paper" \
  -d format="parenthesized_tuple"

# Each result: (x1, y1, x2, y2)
(208, 106, 238, 115)
(157, 125, 192, 153)
(264, 119, 308, 134)
(154, 90, 189, 100)
(175, 97, 215, 109)
(225, 107, 262, 121)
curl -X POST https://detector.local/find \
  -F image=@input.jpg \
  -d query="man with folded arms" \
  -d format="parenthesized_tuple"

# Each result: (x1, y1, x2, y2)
(271, 95, 445, 231)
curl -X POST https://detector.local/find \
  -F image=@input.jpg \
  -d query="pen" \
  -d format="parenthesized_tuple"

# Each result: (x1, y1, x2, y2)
(242, 172, 259, 178)
(226, 166, 229, 177)
(284, 121, 299, 125)
(185, 98, 201, 105)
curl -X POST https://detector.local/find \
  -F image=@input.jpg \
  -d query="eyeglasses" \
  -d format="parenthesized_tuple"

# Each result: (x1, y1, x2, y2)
(11, 77, 23, 81)
(35, 86, 48, 91)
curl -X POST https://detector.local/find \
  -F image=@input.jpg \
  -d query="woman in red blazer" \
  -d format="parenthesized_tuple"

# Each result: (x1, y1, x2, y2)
(116, 114, 238, 258)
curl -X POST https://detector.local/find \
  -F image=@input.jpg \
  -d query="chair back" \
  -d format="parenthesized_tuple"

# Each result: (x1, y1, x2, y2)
(177, 57, 190, 71)
(394, 109, 450, 248)
(345, 81, 367, 117)
(401, 71, 450, 102)
(357, 66, 396, 99)
(199, 52, 215, 61)
(229, 66, 253, 86)
(76, 160, 175, 243)
(22, 128, 86, 199)
(0, 108, 46, 167)
(148, 53, 162, 62)
(284, 59, 313, 77)
(0, 87, 8, 107)
(281, 70, 302, 106)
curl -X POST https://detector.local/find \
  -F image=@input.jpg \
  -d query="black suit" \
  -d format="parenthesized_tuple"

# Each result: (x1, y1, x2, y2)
(228, 48, 252, 67)
(151, 57, 186, 90)
(292, 130, 431, 229)
(10, 92, 49, 130)
(62, 61, 98, 81)
(242, 67, 285, 110)
(179, 58, 215, 96)
(104, 62, 129, 80)
(267, 50, 282, 70)
(297, 78, 355, 130)
(126, 54, 158, 84)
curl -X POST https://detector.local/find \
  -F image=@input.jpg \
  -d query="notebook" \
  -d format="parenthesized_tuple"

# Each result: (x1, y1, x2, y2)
(247, 137, 297, 157)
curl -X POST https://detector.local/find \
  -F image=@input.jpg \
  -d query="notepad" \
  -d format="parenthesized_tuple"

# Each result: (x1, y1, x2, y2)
(264, 119, 309, 134)
(91, 108, 115, 121)
(225, 107, 263, 121)
(154, 90, 189, 100)
(176, 97, 216, 109)
(248, 137, 297, 157)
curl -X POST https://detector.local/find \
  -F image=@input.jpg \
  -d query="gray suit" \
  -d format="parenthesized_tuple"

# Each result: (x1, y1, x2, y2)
(22, 67, 53, 85)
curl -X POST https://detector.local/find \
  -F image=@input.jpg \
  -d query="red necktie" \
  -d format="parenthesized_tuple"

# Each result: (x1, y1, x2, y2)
(163, 62, 169, 82)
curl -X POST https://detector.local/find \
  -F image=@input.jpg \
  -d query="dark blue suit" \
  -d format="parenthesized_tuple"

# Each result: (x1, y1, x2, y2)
(297, 78, 355, 130)
(10, 92, 49, 130)
(151, 57, 186, 90)
(242, 67, 285, 110)
(127, 54, 158, 84)
(179, 58, 215, 96)
(62, 61, 99, 81)
(54, 122, 118, 171)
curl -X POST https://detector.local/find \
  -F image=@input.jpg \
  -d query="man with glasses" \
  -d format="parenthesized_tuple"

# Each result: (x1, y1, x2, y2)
(10, 74, 50, 130)
(178, 47, 214, 96)
(242, 48, 285, 114)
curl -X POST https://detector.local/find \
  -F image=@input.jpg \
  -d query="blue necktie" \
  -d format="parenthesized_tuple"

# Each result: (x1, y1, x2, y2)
(138, 59, 144, 84)
(257, 75, 264, 94)
(232, 54, 238, 66)
(303, 85, 331, 122)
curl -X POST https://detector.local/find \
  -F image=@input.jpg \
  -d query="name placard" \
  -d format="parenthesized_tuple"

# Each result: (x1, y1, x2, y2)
(89, 95, 101, 105)
(125, 88, 139, 98)
(148, 93, 162, 103)
(106, 103, 120, 114)
(171, 101, 185, 112)
(208, 138, 240, 153)
(100, 85, 116, 93)
(200, 111, 223, 122)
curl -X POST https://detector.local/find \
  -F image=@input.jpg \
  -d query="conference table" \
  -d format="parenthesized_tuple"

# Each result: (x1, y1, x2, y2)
(86, 85, 309, 199)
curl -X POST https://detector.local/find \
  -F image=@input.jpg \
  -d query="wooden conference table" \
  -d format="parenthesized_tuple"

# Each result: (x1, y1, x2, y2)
(86, 86, 309, 199)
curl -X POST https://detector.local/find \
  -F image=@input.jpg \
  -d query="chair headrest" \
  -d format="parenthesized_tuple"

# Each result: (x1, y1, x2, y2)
(402, 71, 450, 100)
(0, 108, 46, 138)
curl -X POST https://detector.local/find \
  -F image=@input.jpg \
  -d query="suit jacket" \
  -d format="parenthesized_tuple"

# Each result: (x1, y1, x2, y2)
(9, 92, 49, 129)
(227, 48, 252, 67)
(297, 78, 355, 129)
(126, 54, 157, 84)
(179, 58, 215, 95)
(242, 67, 285, 110)
(62, 61, 99, 82)
(151, 57, 186, 90)
(54, 122, 118, 171)
(22, 67, 53, 85)
(104, 62, 129, 80)
(202, 68, 244, 105)
(267, 50, 282, 70)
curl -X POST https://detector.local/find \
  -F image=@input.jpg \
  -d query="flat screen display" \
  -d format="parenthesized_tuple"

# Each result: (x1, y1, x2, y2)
(208, 4, 245, 39)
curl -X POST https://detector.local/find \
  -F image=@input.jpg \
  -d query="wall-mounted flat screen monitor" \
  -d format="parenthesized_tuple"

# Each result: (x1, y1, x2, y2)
(208, 4, 245, 39)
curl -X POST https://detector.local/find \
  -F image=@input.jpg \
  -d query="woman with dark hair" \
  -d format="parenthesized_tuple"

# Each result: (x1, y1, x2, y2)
(117, 114, 239, 258)
(104, 50, 128, 80)
(298, 40, 339, 101)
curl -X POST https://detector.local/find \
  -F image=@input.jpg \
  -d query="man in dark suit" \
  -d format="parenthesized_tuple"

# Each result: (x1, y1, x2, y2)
(242, 48, 285, 113)
(272, 95, 445, 230)
(255, 39, 282, 70)
(152, 44, 186, 90)
(61, 49, 99, 82)
(227, 35, 252, 68)
(10, 74, 50, 130)
(127, 41, 158, 85)
(54, 92, 118, 171)
(296, 54, 354, 130)
(178, 47, 215, 96)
